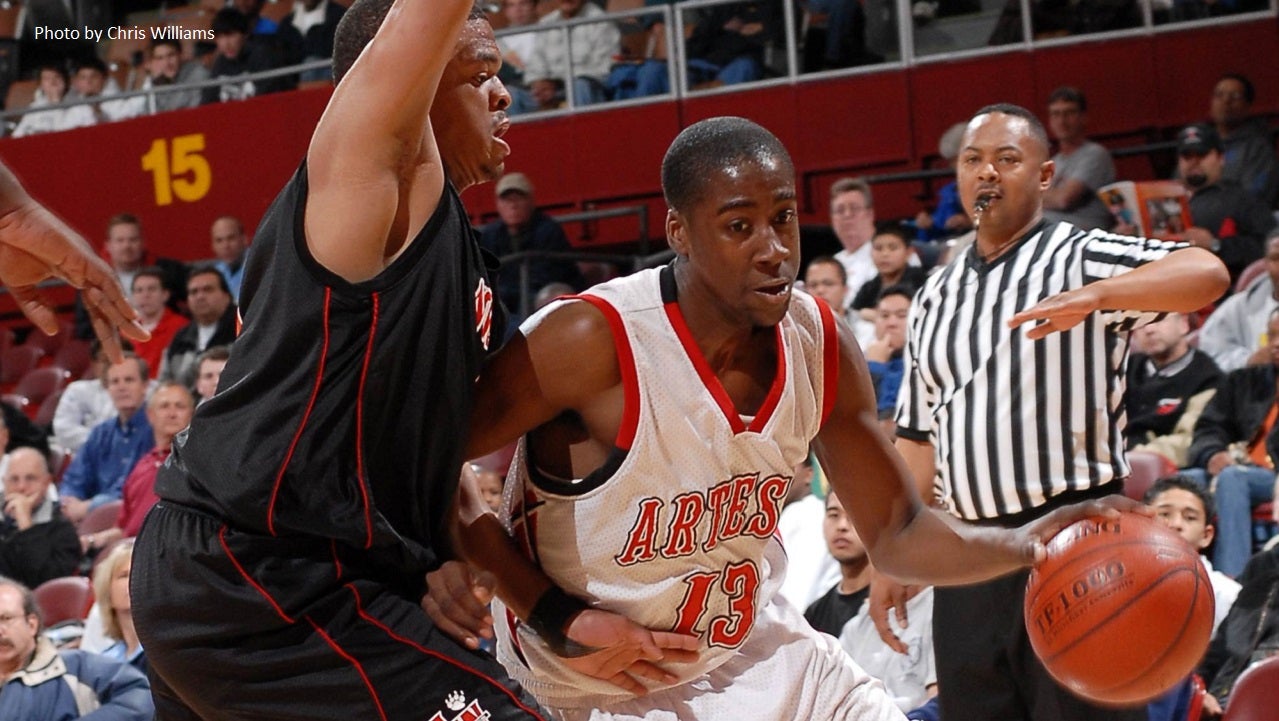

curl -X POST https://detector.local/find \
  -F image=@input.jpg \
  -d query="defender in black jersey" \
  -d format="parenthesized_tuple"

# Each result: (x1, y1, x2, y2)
(130, 1, 544, 719)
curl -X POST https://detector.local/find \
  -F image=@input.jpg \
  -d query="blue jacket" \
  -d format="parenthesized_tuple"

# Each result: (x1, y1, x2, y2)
(58, 410, 154, 510)
(0, 638, 154, 720)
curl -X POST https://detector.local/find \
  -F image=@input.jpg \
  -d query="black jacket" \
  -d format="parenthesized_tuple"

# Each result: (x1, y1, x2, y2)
(0, 505, 81, 588)
(1188, 364, 1279, 470)
(1201, 547, 1279, 701)
(1124, 349, 1222, 444)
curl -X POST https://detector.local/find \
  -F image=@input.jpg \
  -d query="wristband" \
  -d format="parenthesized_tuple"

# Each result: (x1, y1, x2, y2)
(526, 586, 590, 655)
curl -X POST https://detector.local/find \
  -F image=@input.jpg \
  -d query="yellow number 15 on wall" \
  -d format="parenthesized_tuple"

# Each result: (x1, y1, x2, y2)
(141, 134, 212, 206)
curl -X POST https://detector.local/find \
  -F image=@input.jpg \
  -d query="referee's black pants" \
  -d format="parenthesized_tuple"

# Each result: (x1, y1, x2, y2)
(132, 502, 547, 721)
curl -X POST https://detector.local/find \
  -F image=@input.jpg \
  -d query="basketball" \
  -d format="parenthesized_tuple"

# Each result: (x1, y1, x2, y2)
(1024, 512, 1215, 706)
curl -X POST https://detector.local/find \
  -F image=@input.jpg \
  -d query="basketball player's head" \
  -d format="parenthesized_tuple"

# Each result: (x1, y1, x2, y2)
(332, 0, 511, 188)
(1145, 476, 1216, 552)
(823, 491, 868, 566)
(959, 104, 1053, 242)
(662, 117, 799, 328)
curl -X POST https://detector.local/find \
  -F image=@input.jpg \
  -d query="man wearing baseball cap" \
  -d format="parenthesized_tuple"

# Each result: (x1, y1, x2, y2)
(1178, 123, 1276, 292)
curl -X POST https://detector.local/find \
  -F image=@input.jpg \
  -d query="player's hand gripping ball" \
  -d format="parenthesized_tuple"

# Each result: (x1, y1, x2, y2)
(1025, 512, 1214, 706)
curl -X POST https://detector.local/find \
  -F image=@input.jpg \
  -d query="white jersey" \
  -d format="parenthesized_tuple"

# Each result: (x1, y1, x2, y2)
(494, 265, 844, 710)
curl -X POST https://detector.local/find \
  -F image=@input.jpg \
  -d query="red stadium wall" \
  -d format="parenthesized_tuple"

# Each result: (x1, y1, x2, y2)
(0, 16, 1274, 323)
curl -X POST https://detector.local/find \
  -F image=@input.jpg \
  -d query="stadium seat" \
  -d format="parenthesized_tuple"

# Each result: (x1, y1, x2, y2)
(1222, 655, 1279, 721)
(77, 499, 123, 536)
(1234, 258, 1266, 294)
(3, 78, 36, 111)
(20, 321, 70, 355)
(0, 345, 45, 386)
(32, 576, 93, 626)
(1123, 450, 1176, 501)
(12, 366, 70, 407)
(53, 339, 93, 379)
(34, 388, 62, 428)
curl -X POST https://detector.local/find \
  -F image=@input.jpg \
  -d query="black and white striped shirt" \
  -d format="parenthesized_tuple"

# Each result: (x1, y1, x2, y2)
(896, 220, 1184, 521)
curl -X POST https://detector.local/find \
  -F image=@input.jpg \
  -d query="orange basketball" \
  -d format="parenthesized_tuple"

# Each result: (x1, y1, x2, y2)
(1024, 512, 1215, 706)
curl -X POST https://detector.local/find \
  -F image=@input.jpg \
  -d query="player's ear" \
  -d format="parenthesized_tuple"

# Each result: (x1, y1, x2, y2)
(667, 209, 690, 256)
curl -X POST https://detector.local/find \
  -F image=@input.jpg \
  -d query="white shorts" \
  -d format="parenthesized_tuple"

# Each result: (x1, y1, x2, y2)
(538, 599, 906, 721)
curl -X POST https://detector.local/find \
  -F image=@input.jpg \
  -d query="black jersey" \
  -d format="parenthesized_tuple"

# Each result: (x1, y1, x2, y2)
(156, 164, 505, 575)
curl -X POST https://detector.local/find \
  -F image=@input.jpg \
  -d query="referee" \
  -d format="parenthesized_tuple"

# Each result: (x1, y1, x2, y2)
(884, 104, 1229, 720)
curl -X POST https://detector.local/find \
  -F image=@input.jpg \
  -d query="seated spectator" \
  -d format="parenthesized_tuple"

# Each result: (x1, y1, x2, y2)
(803, 489, 871, 637)
(0, 399, 50, 458)
(839, 575, 937, 714)
(1199, 230, 1279, 373)
(235, 0, 279, 35)
(478, 173, 584, 319)
(1184, 309, 1279, 578)
(1124, 312, 1222, 467)
(12, 63, 89, 138)
(1200, 543, 1279, 708)
(1042, 87, 1115, 232)
(74, 213, 188, 341)
(863, 285, 911, 434)
(803, 255, 852, 321)
(799, 0, 874, 72)
(59, 355, 154, 525)
(210, 215, 250, 303)
(159, 267, 238, 390)
(203, 8, 291, 104)
(777, 454, 840, 610)
(828, 178, 922, 308)
(914, 122, 971, 244)
(65, 56, 131, 125)
(84, 384, 195, 553)
(132, 39, 211, 115)
(194, 346, 231, 405)
(1209, 73, 1278, 206)
(92, 540, 144, 673)
(0, 577, 153, 720)
(52, 341, 114, 456)
(1176, 124, 1275, 290)
(523, 0, 620, 108)
(129, 268, 189, 377)
(850, 224, 927, 321)
(0, 448, 81, 589)
(278, 0, 347, 83)
(532, 281, 577, 312)
(684, 0, 780, 88)
(1148, 477, 1241, 633)
(496, 0, 542, 114)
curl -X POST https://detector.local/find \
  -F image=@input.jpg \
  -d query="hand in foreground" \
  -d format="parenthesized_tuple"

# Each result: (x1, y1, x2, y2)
(422, 560, 496, 651)
(1016, 494, 1154, 565)
(1007, 285, 1102, 340)
(869, 568, 922, 655)
(557, 609, 700, 696)
(0, 202, 147, 361)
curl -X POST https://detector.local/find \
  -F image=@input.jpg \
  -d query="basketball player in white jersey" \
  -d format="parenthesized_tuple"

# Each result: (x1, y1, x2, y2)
(425, 117, 1144, 720)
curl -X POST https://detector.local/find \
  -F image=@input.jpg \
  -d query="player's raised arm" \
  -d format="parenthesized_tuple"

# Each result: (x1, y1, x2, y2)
(305, 0, 477, 281)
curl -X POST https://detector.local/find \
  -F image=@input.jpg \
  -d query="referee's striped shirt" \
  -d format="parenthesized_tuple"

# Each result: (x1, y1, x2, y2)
(895, 220, 1185, 521)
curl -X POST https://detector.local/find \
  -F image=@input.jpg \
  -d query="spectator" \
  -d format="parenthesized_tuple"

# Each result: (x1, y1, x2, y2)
(203, 8, 291, 104)
(478, 172, 584, 318)
(523, 0, 620, 108)
(1124, 312, 1222, 467)
(1200, 543, 1279, 707)
(65, 56, 131, 125)
(496, 0, 541, 114)
(0, 400, 50, 458)
(0, 448, 81, 589)
(74, 213, 187, 341)
(1184, 309, 1279, 578)
(803, 488, 872, 637)
(210, 215, 250, 302)
(863, 285, 911, 433)
(59, 355, 154, 525)
(12, 63, 87, 138)
(1177, 123, 1275, 289)
(914, 121, 971, 243)
(193, 346, 231, 405)
(684, 0, 780, 88)
(92, 540, 145, 673)
(129, 268, 188, 377)
(1199, 230, 1279, 372)
(51, 341, 115, 456)
(278, 0, 347, 83)
(83, 383, 195, 551)
(1209, 73, 1277, 206)
(827, 177, 920, 307)
(158, 267, 238, 390)
(131, 39, 211, 115)
(1146, 477, 1240, 633)
(0, 577, 154, 721)
(850, 224, 927, 322)
(1042, 87, 1115, 231)
(838, 582, 938, 715)
(234, 0, 279, 35)
(802, 255, 853, 321)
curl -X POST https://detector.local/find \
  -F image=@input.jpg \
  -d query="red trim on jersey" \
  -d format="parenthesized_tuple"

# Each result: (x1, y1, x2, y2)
(355, 292, 380, 549)
(814, 295, 840, 427)
(267, 286, 332, 535)
(569, 294, 640, 450)
(217, 525, 294, 624)
(331, 539, 343, 582)
(663, 300, 784, 434)
(345, 584, 547, 721)
(305, 616, 389, 721)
